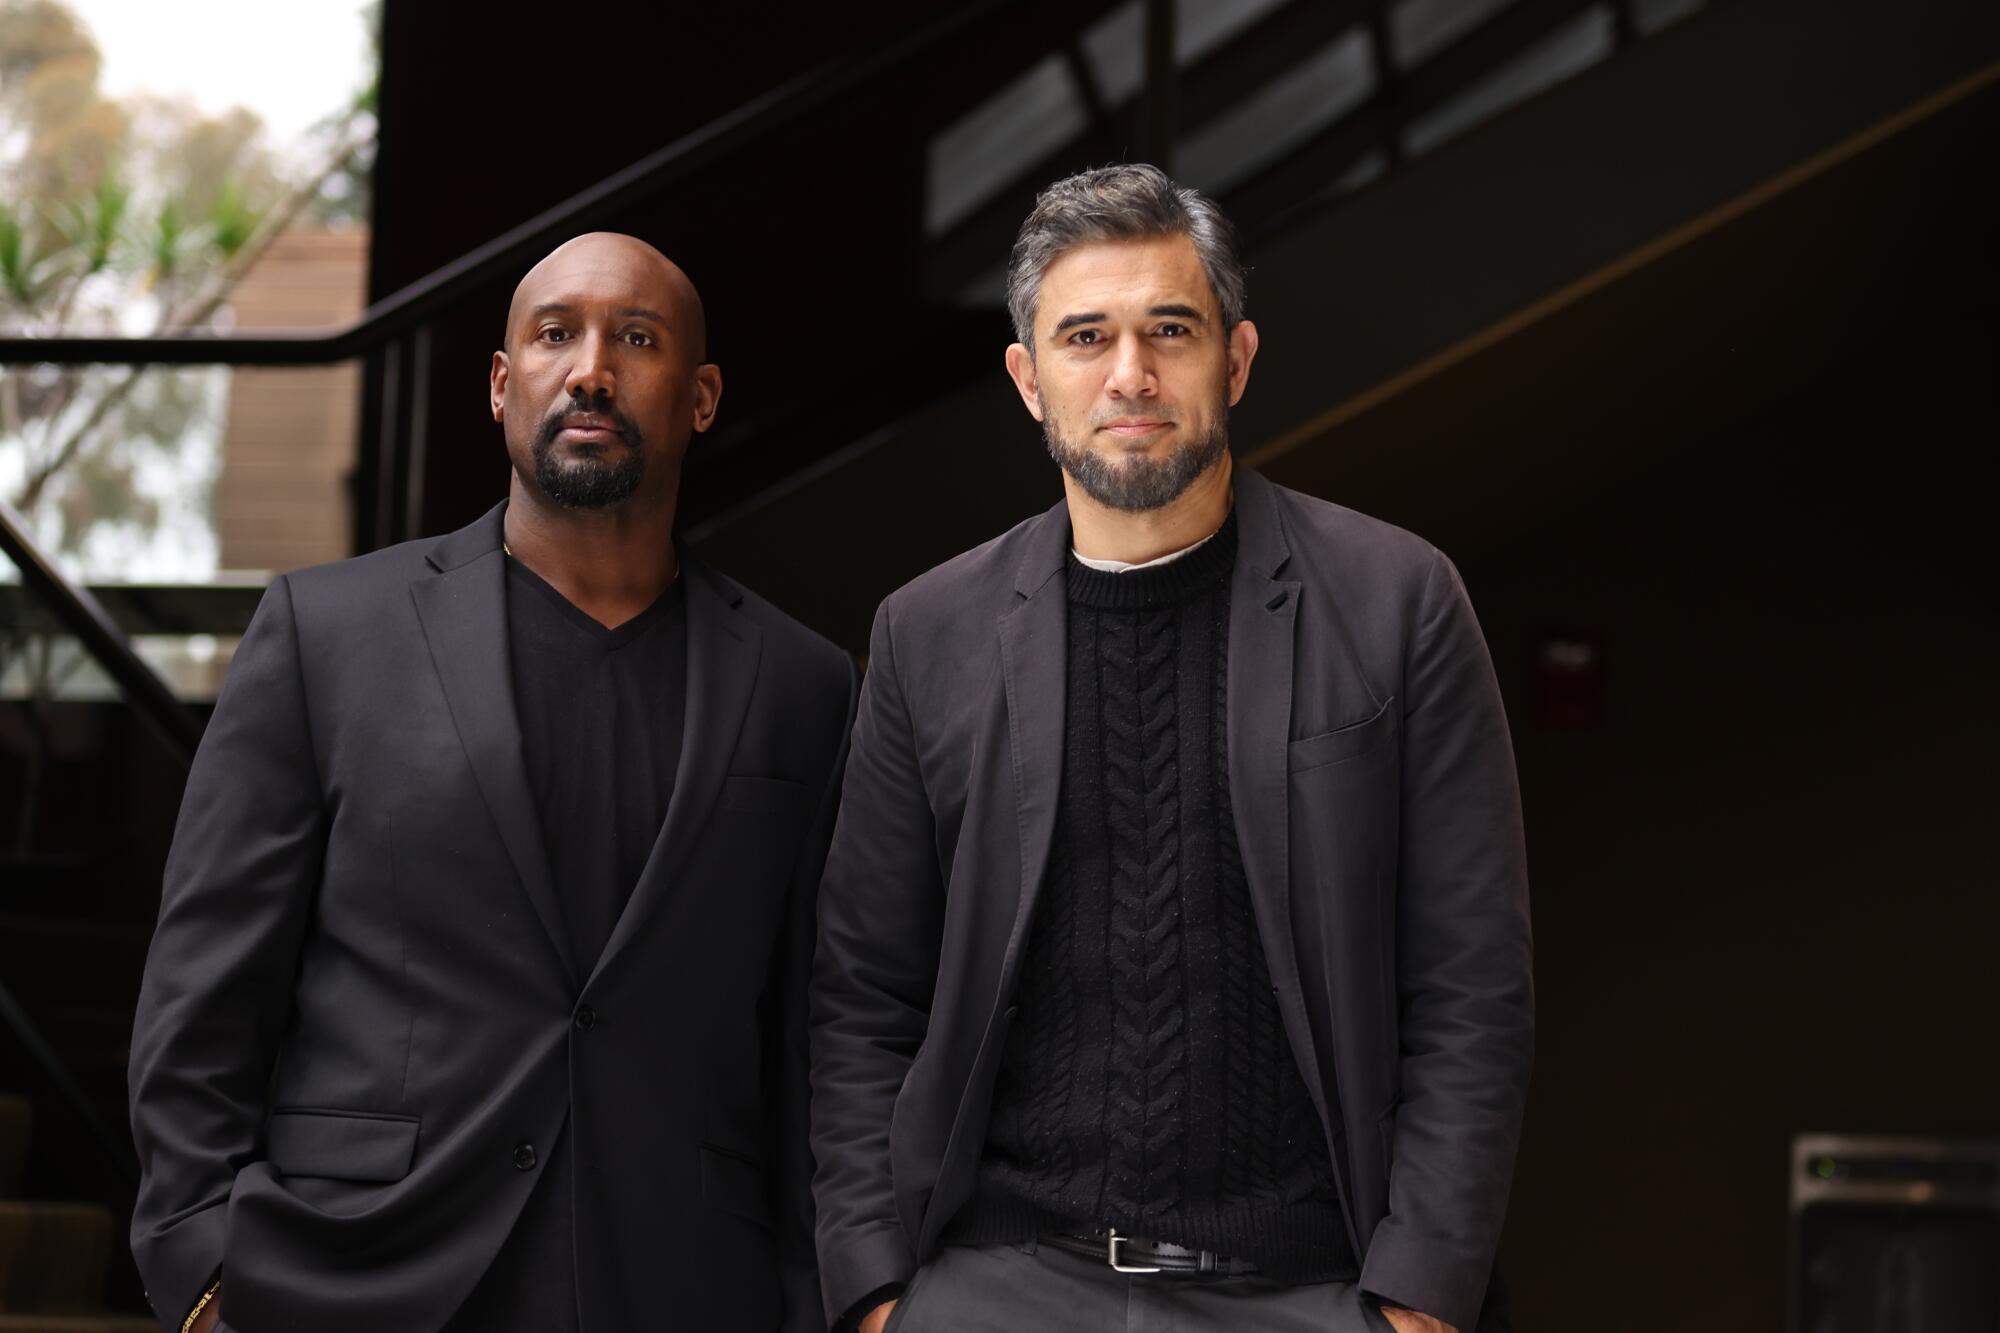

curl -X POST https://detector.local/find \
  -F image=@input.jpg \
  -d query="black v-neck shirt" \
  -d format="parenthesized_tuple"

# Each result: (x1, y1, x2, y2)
(450, 559, 687, 1332)
(505, 556, 688, 974)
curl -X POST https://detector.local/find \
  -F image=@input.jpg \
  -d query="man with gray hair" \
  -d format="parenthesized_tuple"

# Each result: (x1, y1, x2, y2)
(811, 164, 1531, 1333)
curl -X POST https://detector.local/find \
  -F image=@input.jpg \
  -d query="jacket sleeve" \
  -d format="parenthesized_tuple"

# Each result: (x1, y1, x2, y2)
(127, 574, 326, 1328)
(1360, 551, 1535, 1333)
(809, 602, 944, 1329)
(768, 655, 861, 1333)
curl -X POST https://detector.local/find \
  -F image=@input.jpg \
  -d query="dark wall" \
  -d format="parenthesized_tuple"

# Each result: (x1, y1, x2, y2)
(370, 0, 928, 537)
(1246, 75, 2000, 1327)
(369, 0, 1128, 541)
(1470, 327, 2000, 1329)
(371, 6, 906, 297)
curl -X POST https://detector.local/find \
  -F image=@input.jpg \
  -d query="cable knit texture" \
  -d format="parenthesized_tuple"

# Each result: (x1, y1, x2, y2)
(960, 511, 1354, 1282)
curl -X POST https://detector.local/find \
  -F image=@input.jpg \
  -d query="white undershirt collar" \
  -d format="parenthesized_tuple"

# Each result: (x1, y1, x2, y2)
(1072, 526, 1221, 574)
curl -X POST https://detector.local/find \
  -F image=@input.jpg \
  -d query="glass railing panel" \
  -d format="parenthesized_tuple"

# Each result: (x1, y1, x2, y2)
(1402, 5, 1618, 157)
(1080, 0, 1148, 105)
(1, 362, 235, 582)
(0, 631, 240, 704)
(1177, 27, 1376, 195)
(1, 356, 362, 586)
(1174, 0, 1294, 68)
(1390, 0, 1520, 70)
(0, 576, 265, 703)
(1633, 0, 1706, 38)
(926, 56, 1090, 236)
(1081, 0, 1292, 107)
(1, 345, 358, 712)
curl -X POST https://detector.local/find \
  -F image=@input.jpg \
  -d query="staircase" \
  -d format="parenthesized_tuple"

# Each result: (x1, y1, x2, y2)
(0, 707, 176, 1320)
(0, 1097, 154, 1332)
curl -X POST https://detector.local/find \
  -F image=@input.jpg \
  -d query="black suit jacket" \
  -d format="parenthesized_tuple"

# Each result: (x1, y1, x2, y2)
(810, 468, 1532, 1333)
(128, 504, 856, 1333)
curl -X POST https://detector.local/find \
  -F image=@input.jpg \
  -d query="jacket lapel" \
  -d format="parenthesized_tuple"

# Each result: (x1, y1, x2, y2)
(994, 496, 1072, 991)
(587, 554, 760, 986)
(1224, 471, 1331, 1130)
(409, 504, 577, 986)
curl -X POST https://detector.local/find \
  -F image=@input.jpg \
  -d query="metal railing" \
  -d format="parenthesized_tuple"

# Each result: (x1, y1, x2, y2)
(0, 3, 1019, 370)
(0, 0, 1019, 750)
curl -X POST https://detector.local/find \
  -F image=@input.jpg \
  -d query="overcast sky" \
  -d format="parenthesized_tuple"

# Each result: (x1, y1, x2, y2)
(64, 0, 375, 148)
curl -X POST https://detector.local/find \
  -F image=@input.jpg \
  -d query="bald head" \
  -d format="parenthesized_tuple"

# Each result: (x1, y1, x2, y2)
(504, 232, 706, 363)
(490, 231, 725, 517)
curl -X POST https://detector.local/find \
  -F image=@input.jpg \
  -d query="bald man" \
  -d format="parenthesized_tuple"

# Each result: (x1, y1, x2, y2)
(128, 233, 856, 1333)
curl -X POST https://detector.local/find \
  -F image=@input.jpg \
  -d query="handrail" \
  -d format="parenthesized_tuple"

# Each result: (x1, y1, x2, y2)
(0, 498, 202, 765)
(0, 0, 1009, 369)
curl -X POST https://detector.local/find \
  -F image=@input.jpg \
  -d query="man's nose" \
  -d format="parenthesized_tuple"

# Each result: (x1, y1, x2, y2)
(563, 331, 617, 401)
(1104, 334, 1156, 399)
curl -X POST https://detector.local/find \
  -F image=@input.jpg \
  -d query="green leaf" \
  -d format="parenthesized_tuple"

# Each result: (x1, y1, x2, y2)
(49, 171, 132, 279)
(148, 196, 187, 286)
(83, 173, 131, 273)
(206, 180, 262, 259)
(0, 202, 55, 310)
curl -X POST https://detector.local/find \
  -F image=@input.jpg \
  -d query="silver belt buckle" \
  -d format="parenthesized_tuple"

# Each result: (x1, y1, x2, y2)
(1107, 1227, 1163, 1274)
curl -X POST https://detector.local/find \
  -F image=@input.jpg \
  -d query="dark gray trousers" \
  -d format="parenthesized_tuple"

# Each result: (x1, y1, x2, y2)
(886, 1241, 1397, 1333)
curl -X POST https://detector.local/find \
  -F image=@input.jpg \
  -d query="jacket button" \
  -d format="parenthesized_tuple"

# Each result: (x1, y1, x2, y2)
(574, 1005, 597, 1031)
(513, 1141, 537, 1171)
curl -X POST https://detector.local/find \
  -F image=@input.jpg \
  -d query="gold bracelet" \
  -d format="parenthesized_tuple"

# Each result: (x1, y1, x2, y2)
(182, 1278, 222, 1333)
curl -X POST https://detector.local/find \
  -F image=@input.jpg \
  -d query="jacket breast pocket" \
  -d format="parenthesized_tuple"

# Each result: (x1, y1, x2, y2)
(700, 1142, 772, 1231)
(1288, 697, 1397, 775)
(266, 1108, 420, 1183)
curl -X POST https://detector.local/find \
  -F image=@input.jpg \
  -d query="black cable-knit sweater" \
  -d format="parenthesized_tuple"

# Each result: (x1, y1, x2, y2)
(952, 512, 1355, 1282)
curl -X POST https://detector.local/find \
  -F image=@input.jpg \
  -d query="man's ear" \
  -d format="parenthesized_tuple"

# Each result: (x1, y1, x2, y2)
(691, 363, 724, 434)
(1004, 342, 1045, 422)
(1225, 320, 1259, 407)
(490, 351, 509, 422)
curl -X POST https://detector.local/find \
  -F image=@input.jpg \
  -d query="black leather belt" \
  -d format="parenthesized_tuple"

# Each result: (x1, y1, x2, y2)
(1042, 1228, 1261, 1277)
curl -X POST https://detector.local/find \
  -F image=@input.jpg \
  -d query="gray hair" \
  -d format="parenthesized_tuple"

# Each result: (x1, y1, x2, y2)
(1005, 163, 1247, 349)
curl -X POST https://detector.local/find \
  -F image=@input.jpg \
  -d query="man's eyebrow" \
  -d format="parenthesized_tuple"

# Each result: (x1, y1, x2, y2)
(1051, 311, 1106, 335)
(1049, 304, 1207, 336)
(526, 303, 668, 323)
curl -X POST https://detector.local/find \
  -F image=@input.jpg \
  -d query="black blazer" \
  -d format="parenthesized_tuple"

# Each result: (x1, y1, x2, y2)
(128, 504, 856, 1333)
(810, 468, 1531, 1333)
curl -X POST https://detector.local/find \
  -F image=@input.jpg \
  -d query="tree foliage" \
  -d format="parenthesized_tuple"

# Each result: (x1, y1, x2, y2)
(0, 0, 376, 568)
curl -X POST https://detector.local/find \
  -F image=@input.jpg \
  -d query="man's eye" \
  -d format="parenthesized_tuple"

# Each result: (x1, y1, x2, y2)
(622, 331, 654, 347)
(538, 327, 570, 344)
(1156, 323, 1188, 337)
(1070, 329, 1101, 346)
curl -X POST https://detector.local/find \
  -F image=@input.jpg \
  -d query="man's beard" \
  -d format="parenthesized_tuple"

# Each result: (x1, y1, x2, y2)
(1042, 399, 1229, 512)
(531, 402, 646, 509)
